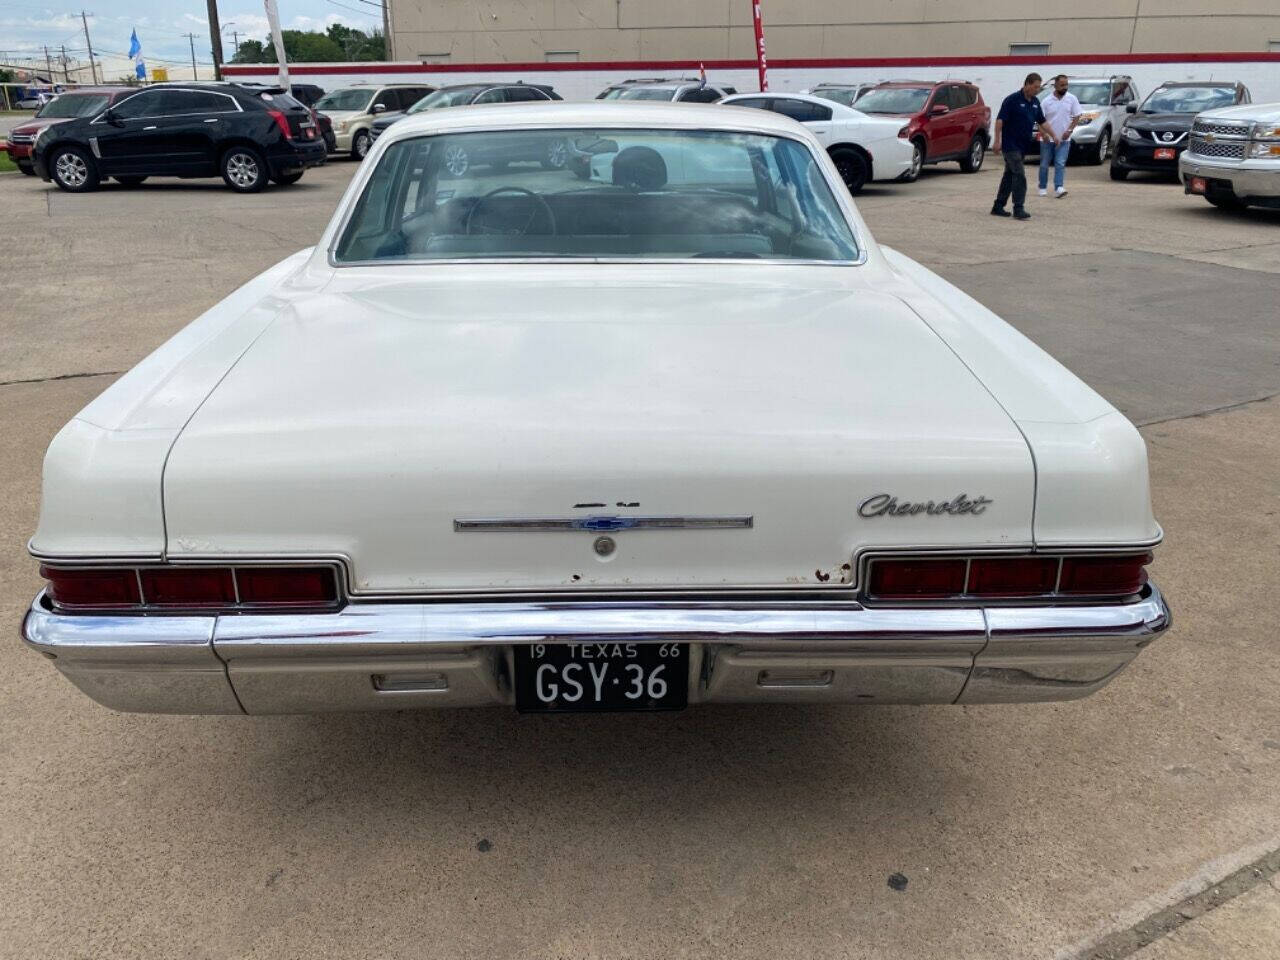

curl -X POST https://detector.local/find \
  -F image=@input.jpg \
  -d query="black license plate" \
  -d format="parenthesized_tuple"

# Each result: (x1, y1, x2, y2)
(514, 641, 687, 712)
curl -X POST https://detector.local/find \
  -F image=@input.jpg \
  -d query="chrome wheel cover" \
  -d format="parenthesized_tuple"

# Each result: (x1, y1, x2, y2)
(970, 139, 984, 168)
(1097, 130, 1110, 161)
(55, 152, 87, 187)
(225, 152, 259, 188)
(354, 132, 369, 158)
(910, 144, 923, 178)
(444, 145, 469, 176)
(547, 139, 568, 168)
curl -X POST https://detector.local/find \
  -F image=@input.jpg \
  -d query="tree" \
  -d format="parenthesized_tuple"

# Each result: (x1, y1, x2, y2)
(0, 68, 15, 84)
(325, 23, 386, 61)
(232, 39, 266, 64)
(261, 30, 345, 63)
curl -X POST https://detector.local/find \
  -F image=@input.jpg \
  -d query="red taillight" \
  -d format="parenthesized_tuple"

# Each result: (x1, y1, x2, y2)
(266, 108, 292, 139)
(967, 557, 1059, 597)
(868, 558, 966, 598)
(235, 566, 337, 606)
(41, 565, 140, 609)
(41, 564, 340, 611)
(1059, 554, 1151, 597)
(139, 568, 236, 607)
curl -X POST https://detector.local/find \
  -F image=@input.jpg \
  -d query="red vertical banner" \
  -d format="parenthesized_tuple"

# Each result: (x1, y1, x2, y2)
(752, 0, 769, 91)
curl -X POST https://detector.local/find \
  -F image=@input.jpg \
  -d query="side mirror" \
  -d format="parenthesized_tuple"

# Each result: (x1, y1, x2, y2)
(371, 102, 386, 114)
(104, 108, 124, 126)
(1125, 103, 1137, 114)
(929, 104, 950, 116)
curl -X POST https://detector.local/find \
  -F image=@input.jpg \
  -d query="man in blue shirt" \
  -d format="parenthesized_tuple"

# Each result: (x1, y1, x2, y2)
(991, 72, 1059, 220)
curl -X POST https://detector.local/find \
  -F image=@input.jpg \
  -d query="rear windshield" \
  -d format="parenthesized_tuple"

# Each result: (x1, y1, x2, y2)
(1141, 86, 1235, 114)
(315, 88, 374, 112)
(852, 87, 931, 114)
(812, 87, 860, 106)
(614, 87, 679, 101)
(408, 87, 485, 112)
(335, 127, 858, 263)
(36, 94, 110, 119)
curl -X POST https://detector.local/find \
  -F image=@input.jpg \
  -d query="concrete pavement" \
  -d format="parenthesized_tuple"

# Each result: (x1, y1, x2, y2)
(1, 157, 1278, 959)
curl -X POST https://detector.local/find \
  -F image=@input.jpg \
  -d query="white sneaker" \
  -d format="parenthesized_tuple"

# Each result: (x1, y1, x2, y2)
(1038, 188, 1048, 197)
(1056, 187, 1068, 198)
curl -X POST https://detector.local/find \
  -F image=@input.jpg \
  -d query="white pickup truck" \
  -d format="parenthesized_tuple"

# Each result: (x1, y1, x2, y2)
(1179, 102, 1280, 211)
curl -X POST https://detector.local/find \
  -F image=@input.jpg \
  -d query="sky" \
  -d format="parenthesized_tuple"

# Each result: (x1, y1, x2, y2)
(0, 1, 379, 77)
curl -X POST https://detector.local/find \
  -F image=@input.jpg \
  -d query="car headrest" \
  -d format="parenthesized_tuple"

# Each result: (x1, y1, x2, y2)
(612, 145, 668, 191)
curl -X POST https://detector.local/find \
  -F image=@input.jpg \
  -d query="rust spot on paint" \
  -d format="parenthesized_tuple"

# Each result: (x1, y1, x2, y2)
(571, 574, 582, 582)
(616, 501, 640, 508)
(814, 569, 831, 582)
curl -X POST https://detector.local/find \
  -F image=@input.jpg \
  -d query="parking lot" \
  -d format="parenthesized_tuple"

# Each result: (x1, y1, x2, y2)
(2, 156, 1278, 959)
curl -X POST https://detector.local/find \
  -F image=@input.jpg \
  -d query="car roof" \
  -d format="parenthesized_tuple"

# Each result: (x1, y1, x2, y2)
(55, 86, 134, 94)
(378, 100, 813, 143)
(722, 90, 853, 109)
(1153, 80, 1241, 88)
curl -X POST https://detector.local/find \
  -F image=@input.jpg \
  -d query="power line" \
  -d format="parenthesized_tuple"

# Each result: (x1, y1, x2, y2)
(325, 0, 381, 21)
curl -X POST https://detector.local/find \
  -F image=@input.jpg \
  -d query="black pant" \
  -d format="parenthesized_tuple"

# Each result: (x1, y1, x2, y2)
(994, 150, 1027, 211)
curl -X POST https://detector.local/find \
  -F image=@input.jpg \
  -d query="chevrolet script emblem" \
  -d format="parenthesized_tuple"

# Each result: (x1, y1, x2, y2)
(858, 493, 992, 518)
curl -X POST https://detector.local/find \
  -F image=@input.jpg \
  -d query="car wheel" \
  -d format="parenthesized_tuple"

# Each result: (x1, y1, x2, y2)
(829, 147, 868, 194)
(49, 146, 99, 192)
(959, 135, 985, 173)
(273, 172, 304, 186)
(443, 144, 470, 178)
(1206, 193, 1246, 211)
(113, 176, 147, 187)
(17, 161, 36, 176)
(1092, 129, 1111, 165)
(221, 146, 267, 193)
(1109, 163, 1129, 181)
(351, 130, 371, 160)
(543, 138, 569, 170)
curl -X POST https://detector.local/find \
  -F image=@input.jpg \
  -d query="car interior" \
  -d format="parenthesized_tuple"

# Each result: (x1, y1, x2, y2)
(336, 129, 859, 262)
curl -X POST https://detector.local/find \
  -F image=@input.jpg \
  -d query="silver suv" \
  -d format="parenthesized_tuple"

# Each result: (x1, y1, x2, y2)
(1039, 76, 1139, 164)
(595, 78, 732, 104)
(1180, 102, 1280, 211)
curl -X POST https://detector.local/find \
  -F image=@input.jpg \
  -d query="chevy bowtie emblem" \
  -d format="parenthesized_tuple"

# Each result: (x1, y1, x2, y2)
(1203, 132, 1216, 142)
(455, 515, 753, 532)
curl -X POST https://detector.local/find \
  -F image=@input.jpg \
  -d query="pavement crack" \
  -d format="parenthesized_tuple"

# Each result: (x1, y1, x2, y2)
(1071, 846, 1280, 959)
(1137, 390, 1280, 427)
(0, 370, 121, 388)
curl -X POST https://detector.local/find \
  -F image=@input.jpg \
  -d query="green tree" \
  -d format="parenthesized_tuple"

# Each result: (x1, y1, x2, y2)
(261, 30, 345, 63)
(0, 68, 15, 84)
(232, 39, 266, 64)
(325, 23, 386, 61)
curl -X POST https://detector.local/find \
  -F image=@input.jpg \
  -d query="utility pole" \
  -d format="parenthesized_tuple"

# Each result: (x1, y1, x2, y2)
(44, 45, 54, 84)
(185, 33, 198, 80)
(60, 44, 70, 83)
(205, 0, 224, 80)
(232, 32, 240, 58)
(80, 10, 98, 84)
(383, 0, 393, 60)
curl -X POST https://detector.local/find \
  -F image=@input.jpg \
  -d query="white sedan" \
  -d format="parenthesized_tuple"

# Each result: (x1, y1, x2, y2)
(22, 101, 1169, 716)
(719, 91, 921, 190)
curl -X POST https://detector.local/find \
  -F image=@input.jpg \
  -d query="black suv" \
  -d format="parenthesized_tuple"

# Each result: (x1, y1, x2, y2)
(1111, 81, 1250, 180)
(33, 83, 327, 193)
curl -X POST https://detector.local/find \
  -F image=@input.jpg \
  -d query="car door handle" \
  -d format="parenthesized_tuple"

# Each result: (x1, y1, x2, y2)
(204, 118, 219, 123)
(143, 125, 157, 131)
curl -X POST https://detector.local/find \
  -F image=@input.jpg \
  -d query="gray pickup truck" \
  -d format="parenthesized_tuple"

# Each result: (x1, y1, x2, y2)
(1179, 102, 1280, 211)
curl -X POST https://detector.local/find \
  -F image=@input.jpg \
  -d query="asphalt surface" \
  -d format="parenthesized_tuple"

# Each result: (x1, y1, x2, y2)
(2, 155, 1279, 960)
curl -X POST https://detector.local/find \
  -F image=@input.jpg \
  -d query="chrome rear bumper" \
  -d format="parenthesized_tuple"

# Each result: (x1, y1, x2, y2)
(21, 585, 1170, 714)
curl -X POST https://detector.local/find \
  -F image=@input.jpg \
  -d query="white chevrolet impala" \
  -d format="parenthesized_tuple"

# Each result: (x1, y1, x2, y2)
(22, 102, 1170, 715)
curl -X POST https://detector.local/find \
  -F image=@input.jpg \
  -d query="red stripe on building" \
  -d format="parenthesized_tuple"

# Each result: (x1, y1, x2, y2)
(221, 51, 1280, 77)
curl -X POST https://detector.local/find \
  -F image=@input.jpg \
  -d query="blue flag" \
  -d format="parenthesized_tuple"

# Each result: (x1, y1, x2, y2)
(128, 29, 141, 60)
(136, 59, 147, 80)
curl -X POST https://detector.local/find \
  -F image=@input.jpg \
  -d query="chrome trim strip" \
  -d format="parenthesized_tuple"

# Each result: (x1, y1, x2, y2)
(20, 585, 1171, 713)
(454, 515, 753, 532)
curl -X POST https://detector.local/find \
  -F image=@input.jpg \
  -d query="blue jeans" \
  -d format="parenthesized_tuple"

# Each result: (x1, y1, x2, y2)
(1039, 139, 1070, 190)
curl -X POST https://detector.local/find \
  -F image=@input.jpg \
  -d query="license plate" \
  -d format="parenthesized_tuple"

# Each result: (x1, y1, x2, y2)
(1154, 147, 1176, 160)
(1188, 176, 1207, 194)
(515, 642, 687, 712)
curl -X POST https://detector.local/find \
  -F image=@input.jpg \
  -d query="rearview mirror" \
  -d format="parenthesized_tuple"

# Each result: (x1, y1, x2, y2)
(1125, 103, 1137, 114)
(929, 104, 950, 116)
(372, 102, 386, 114)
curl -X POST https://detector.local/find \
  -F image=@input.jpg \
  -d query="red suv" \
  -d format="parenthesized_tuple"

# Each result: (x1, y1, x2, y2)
(3, 86, 135, 175)
(851, 80, 991, 175)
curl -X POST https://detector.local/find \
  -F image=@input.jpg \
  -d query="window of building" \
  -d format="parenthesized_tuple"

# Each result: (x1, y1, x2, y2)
(1009, 42, 1051, 56)
(1269, 40, 1280, 52)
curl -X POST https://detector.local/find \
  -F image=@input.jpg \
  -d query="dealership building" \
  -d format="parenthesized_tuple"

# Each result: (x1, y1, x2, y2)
(383, 0, 1280, 63)
(223, 1, 1280, 105)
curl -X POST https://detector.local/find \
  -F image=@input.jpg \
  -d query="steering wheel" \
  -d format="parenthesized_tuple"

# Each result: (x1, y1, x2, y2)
(463, 186, 557, 237)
